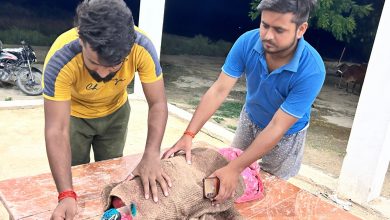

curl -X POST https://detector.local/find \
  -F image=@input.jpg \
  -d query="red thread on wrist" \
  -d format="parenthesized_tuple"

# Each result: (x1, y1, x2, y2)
(58, 190, 77, 202)
(184, 130, 196, 138)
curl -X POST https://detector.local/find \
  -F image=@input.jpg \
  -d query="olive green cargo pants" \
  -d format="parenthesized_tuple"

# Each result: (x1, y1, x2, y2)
(70, 100, 130, 166)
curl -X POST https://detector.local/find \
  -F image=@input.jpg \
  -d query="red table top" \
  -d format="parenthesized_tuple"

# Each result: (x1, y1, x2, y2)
(0, 152, 360, 219)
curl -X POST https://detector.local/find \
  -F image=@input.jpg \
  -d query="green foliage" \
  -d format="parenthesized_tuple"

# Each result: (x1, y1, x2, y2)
(346, 0, 384, 60)
(0, 28, 57, 46)
(249, 0, 262, 21)
(249, 0, 373, 42)
(312, 0, 373, 41)
(161, 34, 232, 57)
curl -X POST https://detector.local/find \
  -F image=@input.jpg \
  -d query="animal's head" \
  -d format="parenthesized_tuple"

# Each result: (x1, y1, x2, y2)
(336, 63, 349, 77)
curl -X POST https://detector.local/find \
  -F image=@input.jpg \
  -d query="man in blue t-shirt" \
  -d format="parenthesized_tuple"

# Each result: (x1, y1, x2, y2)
(164, 0, 324, 204)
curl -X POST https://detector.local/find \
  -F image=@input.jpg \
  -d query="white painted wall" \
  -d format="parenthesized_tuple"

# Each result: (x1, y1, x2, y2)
(133, 0, 166, 97)
(337, 0, 390, 204)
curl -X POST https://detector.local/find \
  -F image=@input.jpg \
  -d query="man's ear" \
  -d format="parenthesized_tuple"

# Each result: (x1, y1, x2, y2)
(79, 38, 85, 49)
(297, 22, 308, 39)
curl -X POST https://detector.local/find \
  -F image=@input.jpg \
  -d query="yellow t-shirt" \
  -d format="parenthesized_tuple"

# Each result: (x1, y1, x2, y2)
(42, 27, 162, 118)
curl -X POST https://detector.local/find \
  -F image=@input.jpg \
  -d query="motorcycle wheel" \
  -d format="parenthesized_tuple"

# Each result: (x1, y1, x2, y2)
(16, 67, 43, 96)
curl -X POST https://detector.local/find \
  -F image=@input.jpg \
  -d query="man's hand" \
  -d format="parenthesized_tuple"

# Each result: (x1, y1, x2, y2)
(162, 135, 193, 164)
(128, 153, 172, 202)
(50, 198, 77, 220)
(209, 164, 241, 205)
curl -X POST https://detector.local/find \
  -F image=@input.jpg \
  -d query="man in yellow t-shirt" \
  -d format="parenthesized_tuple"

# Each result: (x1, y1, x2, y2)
(43, 0, 171, 219)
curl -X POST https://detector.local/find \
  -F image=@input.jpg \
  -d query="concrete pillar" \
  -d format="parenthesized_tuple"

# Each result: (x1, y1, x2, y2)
(337, 0, 390, 204)
(133, 0, 166, 97)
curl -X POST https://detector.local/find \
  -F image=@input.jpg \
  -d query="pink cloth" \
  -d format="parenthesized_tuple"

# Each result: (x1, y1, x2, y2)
(111, 197, 133, 220)
(121, 214, 132, 220)
(218, 147, 264, 203)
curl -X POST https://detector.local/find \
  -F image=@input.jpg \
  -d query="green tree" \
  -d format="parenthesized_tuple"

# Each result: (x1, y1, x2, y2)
(249, 0, 383, 61)
(345, 0, 384, 61)
(249, 0, 373, 42)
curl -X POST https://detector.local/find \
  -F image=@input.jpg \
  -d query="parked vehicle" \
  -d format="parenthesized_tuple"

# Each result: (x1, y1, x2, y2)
(0, 40, 43, 96)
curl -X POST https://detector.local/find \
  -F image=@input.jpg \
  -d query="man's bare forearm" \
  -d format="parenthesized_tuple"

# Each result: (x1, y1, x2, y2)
(144, 101, 168, 155)
(44, 99, 72, 193)
(45, 130, 73, 192)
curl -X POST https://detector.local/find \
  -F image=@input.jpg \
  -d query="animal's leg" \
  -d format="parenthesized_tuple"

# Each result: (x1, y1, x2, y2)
(338, 77, 343, 89)
(354, 83, 363, 95)
(346, 82, 350, 93)
(352, 82, 357, 94)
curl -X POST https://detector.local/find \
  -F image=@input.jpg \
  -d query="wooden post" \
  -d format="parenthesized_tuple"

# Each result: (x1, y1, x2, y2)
(337, 46, 346, 66)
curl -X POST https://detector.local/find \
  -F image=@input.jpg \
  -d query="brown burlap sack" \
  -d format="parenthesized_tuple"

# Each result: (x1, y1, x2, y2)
(101, 147, 245, 219)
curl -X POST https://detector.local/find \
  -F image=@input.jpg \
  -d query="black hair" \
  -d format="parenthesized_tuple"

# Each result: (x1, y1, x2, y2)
(74, 0, 135, 66)
(257, 0, 317, 25)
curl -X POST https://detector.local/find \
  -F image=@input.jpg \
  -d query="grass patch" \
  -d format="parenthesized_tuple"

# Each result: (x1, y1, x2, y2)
(215, 101, 243, 118)
(187, 99, 200, 107)
(213, 117, 225, 123)
(227, 125, 237, 131)
(186, 100, 243, 119)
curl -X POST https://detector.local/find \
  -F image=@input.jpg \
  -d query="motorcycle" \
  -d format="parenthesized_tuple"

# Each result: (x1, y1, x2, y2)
(0, 40, 43, 96)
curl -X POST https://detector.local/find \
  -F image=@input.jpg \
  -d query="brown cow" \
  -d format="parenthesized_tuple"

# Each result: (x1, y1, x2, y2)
(336, 63, 367, 94)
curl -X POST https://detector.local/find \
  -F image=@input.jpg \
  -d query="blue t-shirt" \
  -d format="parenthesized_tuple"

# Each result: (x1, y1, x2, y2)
(222, 29, 325, 135)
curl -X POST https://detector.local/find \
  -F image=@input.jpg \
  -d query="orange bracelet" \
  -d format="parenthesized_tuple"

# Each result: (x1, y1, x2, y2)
(184, 130, 196, 138)
(58, 190, 77, 202)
